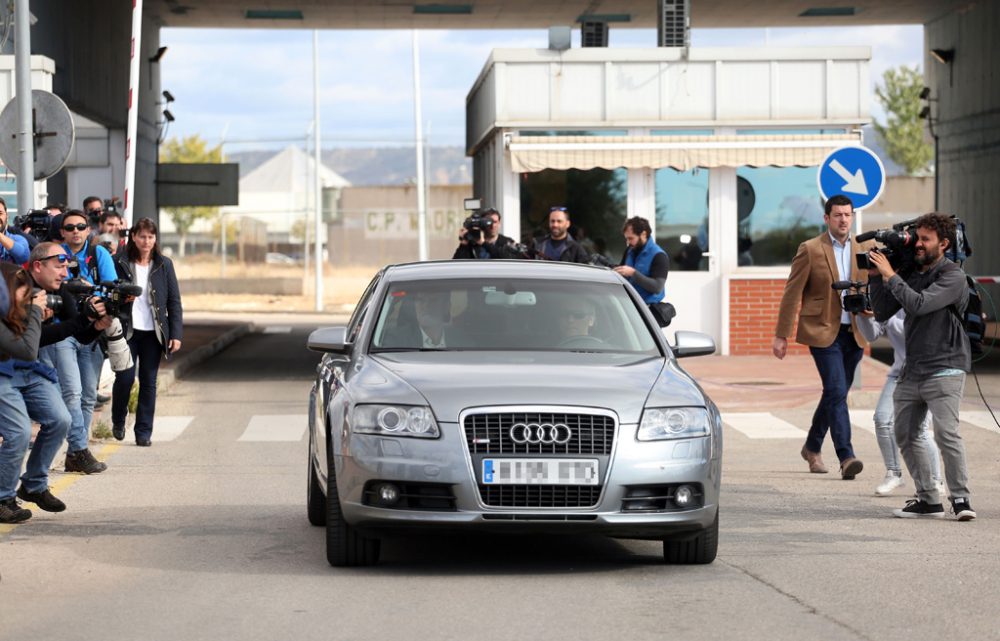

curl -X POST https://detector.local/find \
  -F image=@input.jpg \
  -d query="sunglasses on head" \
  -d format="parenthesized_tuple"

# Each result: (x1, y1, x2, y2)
(549, 206, 568, 212)
(62, 223, 89, 232)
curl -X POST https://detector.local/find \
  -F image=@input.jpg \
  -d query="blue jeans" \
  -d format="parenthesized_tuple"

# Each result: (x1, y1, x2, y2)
(40, 337, 103, 452)
(805, 326, 864, 462)
(0, 370, 71, 499)
(112, 330, 163, 442)
(874, 374, 941, 481)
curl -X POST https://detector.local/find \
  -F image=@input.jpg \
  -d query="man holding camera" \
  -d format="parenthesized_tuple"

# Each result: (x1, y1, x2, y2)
(773, 195, 870, 480)
(868, 213, 975, 521)
(0, 197, 31, 265)
(57, 210, 118, 473)
(453, 208, 516, 260)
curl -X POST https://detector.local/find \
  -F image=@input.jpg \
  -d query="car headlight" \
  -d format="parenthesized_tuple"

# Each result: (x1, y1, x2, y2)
(352, 404, 440, 438)
(637, 407, 710, 441)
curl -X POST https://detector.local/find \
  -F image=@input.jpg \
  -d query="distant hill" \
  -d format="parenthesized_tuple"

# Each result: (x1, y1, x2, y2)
(228, 146, 472, 186)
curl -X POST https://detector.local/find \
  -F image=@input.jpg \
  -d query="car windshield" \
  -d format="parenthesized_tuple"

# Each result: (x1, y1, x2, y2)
(369, 278, 660, 354)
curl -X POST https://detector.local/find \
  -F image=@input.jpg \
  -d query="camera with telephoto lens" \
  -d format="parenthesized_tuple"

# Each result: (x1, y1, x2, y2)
(61, 279, 142, 372)
(14, 210, 53, 242)
(32, 287, 63, 313)
(832, 279, 871, 314)
(462, 210, 496, 244)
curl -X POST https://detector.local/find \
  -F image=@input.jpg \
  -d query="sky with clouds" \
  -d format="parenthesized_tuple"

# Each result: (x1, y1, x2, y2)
(160, 24, 924, 151)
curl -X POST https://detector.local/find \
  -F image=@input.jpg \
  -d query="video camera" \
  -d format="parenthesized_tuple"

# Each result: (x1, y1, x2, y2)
(855, 221, 919, 273)
(13, 209, 53, 242)
(588, 253, 618, 268)
(62, 279, 143, 318)
(90, 197, 121, 228)
(832, 279, 871, 314)
(463, 209, 496, 244)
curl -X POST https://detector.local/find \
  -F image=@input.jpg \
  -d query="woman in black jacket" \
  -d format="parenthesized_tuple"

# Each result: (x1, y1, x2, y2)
(111, 218, 183, 446)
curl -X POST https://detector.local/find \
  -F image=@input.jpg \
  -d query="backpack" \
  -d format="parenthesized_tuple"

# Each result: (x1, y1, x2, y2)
(952, 276, 986, 356)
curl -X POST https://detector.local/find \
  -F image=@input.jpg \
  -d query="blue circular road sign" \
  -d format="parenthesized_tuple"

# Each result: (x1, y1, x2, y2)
(817, 146, 886, 210)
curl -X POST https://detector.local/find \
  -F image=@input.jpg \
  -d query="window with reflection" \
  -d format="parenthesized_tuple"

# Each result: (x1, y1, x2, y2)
(519, 168, 628, 262)
(654, 167, 710, 272)
(735, 166, 825, 267)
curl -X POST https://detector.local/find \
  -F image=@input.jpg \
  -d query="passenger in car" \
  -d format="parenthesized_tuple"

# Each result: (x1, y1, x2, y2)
(381, 291, 468, 349)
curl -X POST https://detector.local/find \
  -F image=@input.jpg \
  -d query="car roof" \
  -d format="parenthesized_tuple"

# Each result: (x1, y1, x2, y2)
(381, 260, 622, 284)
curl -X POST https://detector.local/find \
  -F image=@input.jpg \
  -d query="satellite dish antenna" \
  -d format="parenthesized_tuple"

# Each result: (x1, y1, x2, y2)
(0, 89, 75, 180)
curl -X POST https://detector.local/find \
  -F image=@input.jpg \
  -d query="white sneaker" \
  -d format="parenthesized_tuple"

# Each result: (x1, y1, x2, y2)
(875, 472, 905, 496)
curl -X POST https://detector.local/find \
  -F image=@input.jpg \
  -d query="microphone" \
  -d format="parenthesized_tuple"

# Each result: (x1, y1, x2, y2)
(855, 230, 877, 243)
(831, 280, 862, 291)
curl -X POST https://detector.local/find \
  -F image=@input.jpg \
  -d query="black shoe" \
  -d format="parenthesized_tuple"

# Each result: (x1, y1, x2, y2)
(136, 437, 151, 447)
(16, 486, 66, 513)
(64, 448, 108, 474)
(0, 498, 32, 523)
(112, 423, 126, 441)
(893, 499, 945, 519)
(96, 393, 111, 404)
(951, 497, 977, 521)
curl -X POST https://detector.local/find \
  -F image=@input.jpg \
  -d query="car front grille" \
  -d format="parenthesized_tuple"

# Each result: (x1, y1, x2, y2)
(463, 411, 616, 455)
(477, 484, 603, 508)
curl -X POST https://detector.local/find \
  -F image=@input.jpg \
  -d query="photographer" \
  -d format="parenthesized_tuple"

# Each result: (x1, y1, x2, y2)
(869, 212, 975, 521)
(453, 208, 517, 260)
(29, 242, 113, 476)
(613, 217, 669, 304)
(0, 197, 30, 265)
(98, 211, 128, 256)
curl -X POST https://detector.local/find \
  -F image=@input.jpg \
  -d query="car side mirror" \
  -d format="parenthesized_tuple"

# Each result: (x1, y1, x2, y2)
(671, 330, 716, 358)
(307, 327, 351, 354)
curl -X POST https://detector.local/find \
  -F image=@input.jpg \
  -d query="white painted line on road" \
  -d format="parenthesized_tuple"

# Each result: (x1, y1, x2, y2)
(261, 326, 293, 334)
(153, 416, 195, 442)
(849, 409, 876, 434)
(239, 415, 309, 442)
(722, 412, 807, 439)
(962, 411, 1000, 433)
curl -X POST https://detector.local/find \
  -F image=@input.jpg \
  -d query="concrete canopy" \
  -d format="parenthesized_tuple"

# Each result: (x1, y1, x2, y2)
(151, 0, 965, 29)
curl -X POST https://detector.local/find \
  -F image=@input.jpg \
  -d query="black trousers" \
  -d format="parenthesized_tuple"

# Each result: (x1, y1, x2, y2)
(111, 330, 163, 441)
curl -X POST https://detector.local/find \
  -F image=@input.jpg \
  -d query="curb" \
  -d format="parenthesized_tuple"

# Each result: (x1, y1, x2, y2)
(158, 322, 255, 391)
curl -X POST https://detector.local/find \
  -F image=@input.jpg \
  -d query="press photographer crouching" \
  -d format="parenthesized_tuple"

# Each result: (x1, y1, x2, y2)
(452, 207, 520, 260)
(30, 242, 116, 476)
(867, 212, 976, 521)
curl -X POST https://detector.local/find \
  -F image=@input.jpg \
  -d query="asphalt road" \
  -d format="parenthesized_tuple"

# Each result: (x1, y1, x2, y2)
(2, 322, 999, 641)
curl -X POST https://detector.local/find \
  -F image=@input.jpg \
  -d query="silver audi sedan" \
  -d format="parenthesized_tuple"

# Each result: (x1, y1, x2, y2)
(307, 260, 722, 567)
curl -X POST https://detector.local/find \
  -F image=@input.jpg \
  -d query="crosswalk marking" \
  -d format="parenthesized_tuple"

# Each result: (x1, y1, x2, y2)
(262, 326, 293, 334)
(848, 409, 876, 434)
(153, 416, 195, 442)
(238, 414, 309, 442)
(721, 412, 806, 439)
(962, 411, 1000, 433)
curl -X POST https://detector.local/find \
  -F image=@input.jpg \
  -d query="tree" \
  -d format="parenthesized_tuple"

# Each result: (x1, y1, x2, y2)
(873, 66, 933, 175)
(159, 135, 223, 257)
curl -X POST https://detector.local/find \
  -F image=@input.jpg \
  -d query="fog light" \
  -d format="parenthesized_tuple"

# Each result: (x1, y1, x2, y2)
(376, 483, 400, 505)
(674, 485, 693, 507)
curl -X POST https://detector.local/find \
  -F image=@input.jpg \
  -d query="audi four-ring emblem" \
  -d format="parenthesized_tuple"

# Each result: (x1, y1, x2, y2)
(509, 423, 572, 444)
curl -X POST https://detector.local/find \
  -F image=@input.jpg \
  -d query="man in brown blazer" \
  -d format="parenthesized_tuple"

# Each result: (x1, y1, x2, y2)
(773, 194, 869, 480)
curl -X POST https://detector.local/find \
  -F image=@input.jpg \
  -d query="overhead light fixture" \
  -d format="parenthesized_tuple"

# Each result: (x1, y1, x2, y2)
(148, 46, 168, 63)
(919, 86, 931, 100)
(930, 48, 955, 64)
(245, 9, 304, 20)
(162, 109, 175, 123)
(162, 90, 175, 103)
(799, 7, 856, 17)
(413, 4, 472, 14)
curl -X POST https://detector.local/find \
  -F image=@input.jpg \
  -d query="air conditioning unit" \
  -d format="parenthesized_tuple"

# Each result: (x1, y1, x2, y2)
(581, 21, 608, 47)
(658, 0, 690, 47)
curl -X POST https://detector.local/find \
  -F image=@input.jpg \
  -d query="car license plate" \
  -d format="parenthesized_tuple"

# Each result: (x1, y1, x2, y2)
(482, 459, 599, 485)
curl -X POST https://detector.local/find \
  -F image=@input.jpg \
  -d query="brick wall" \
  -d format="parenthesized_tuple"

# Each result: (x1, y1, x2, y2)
(729, 278, 810, 356)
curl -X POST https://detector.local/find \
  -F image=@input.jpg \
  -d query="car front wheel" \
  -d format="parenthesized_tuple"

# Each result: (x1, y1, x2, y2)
(663, 509, 718, 565)
(326, 455, 381, 567)
(307, 433, 326, 526)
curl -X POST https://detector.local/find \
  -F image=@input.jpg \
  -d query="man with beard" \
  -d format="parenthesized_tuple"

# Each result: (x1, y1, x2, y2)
(0, 197, 30, 265)
(534, 207, 590, 263)
(869, 212, 975, 521)
(613, 217, 668, 304)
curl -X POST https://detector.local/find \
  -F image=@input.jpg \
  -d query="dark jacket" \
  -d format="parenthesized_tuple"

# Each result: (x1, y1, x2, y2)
(452, 233, 517, 260)
(114, 253, 183, 355)
(39, 287, 102, 348)
(870, 258, 971, 379)
(533, 235, 591, 264)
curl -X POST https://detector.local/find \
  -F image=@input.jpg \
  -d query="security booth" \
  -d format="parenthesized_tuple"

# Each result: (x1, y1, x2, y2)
(466, 47, 872, 354)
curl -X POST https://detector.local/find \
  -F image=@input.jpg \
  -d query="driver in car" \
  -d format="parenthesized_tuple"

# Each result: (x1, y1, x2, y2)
(557, 299, 600, 346)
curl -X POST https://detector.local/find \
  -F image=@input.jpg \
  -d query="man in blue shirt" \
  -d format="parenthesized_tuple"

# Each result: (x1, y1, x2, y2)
(0, 197, 30, 265)
(54, 209, 117, 473)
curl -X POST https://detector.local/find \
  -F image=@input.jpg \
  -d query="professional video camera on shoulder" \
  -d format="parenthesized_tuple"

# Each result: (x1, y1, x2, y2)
(13, 209, 53, 242)
(461, 199, 496, 244)
(855, 214, 969, 274)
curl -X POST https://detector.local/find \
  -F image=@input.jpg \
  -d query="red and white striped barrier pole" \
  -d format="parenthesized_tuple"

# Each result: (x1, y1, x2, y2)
(974, 277, 1000, 284)
(123, 0, 143, 225)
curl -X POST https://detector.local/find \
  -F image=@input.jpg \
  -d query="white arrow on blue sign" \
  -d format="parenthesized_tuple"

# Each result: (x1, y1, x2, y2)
(817, 146, 886, 210)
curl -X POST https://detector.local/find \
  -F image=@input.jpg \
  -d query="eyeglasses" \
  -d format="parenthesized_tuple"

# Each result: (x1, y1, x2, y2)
(39, 254, 69, 265)
(549, 206, 567, 212)
(62, 223, 89, 232)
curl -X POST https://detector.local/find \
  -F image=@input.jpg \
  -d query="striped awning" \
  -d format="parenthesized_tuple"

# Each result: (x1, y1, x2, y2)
(507, 134, 861, 173)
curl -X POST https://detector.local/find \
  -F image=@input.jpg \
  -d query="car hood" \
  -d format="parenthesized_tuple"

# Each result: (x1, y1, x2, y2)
(366, 351, 703, 424)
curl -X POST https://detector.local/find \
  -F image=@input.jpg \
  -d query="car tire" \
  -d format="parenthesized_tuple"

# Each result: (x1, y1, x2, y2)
(307, 434, 326, 527)
(326, 455, 381, 567)
(662, 509, 718, 565)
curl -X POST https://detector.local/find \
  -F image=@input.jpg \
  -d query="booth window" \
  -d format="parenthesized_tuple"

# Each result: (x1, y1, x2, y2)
(519, 168, 627, 261)
(654, 167, 710, 271)
(735, 166, 825, 267)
